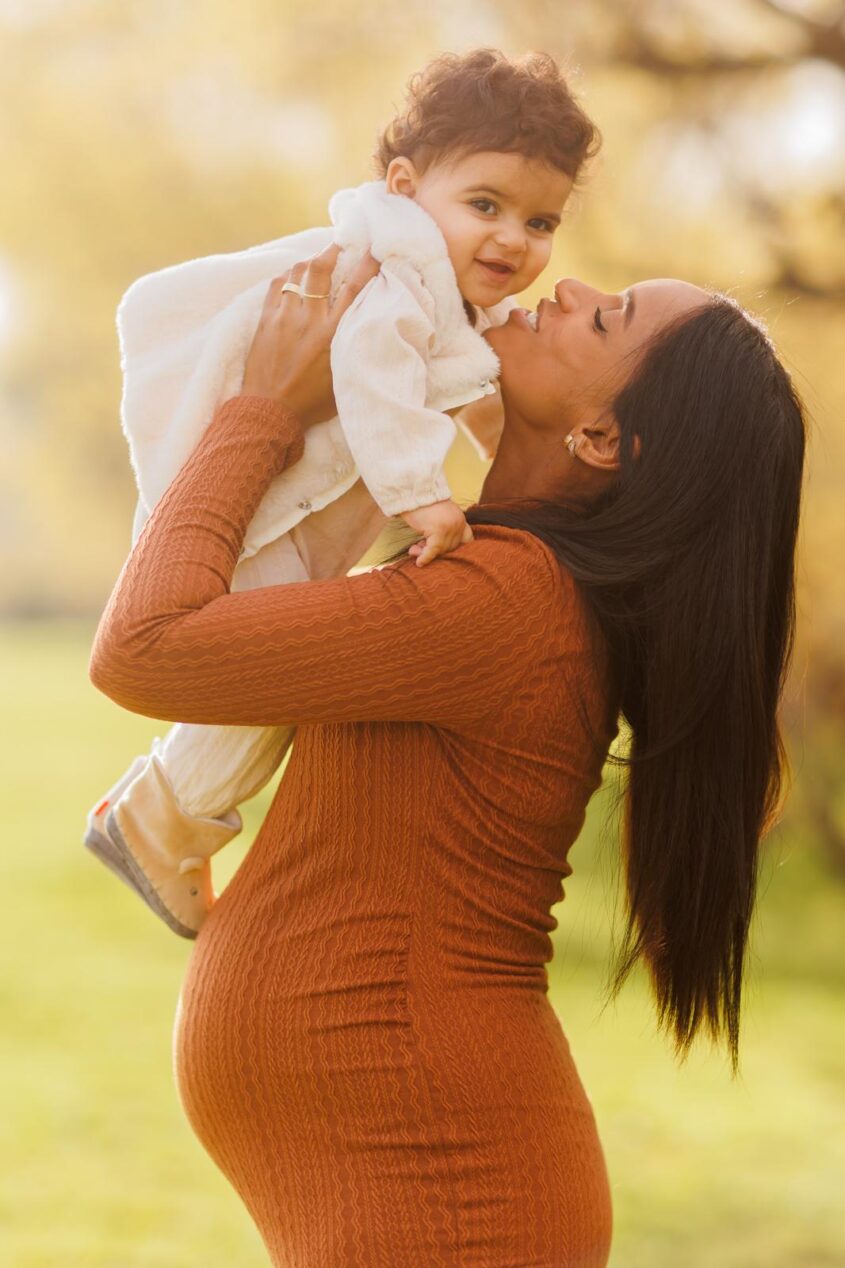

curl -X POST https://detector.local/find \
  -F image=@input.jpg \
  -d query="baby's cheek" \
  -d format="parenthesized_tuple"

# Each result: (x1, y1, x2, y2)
(448, 242, 480, 292)
(516, 243, 555, 292)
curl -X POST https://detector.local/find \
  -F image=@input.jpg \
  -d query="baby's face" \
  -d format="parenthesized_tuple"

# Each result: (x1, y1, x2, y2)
(385, 150, 573, 307)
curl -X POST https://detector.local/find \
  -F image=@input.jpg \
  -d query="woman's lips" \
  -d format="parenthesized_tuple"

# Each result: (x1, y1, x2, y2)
(510, 307, 539, 331)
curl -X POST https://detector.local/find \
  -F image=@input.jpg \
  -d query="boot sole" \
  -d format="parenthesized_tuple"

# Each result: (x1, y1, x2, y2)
(84, 814, 199, 941)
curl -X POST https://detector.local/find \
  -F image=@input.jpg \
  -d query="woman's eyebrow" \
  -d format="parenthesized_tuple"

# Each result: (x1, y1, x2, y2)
(463, 186, 562, 226)
(623, 289, 636, 328)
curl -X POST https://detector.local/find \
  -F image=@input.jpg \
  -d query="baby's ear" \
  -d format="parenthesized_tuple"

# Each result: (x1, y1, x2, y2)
(385, 156, 418, 198)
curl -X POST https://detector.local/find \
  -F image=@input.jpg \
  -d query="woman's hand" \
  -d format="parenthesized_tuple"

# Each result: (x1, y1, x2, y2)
(241, 243, 380, 428)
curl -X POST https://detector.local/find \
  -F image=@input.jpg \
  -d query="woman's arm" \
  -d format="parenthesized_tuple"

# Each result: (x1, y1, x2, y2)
(89, 246, 563, 731)
(88, 391, 559, 730)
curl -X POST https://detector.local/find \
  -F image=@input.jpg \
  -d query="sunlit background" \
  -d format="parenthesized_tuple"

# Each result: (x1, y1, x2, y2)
(2, 1, 844, 1265)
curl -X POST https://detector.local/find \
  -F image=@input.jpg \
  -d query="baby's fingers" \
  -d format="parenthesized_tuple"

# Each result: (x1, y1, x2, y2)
(413, 534, 446, 567)
(414, 543, 437, 567)
(419, 532, 466, 567)
(411, 523, 472, 566)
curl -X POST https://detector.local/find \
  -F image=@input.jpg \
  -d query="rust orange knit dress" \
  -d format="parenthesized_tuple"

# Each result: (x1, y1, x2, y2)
(89, 395, 618, 1267)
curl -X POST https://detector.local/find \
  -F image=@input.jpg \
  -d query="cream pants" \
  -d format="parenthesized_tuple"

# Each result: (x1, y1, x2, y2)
(153, 478, 387, 819)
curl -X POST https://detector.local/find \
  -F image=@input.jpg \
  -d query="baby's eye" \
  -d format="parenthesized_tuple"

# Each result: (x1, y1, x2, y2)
(528, 219, 555, 233)
(469, 199, 497, 215)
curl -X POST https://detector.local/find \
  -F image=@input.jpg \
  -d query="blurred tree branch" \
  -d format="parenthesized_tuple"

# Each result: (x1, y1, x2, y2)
(756, 0, 845, 69)
(606, 0, 845, 75)
(552, 0, 845, 298)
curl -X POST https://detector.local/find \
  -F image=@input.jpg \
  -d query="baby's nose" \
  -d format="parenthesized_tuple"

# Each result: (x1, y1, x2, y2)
(493, 222, 527, 252)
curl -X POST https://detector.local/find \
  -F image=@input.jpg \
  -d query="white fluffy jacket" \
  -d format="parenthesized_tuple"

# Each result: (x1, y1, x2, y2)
(119, 179, 518, 558)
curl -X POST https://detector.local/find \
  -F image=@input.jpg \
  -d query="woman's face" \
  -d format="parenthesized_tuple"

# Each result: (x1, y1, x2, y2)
(485, 277, 709, 431)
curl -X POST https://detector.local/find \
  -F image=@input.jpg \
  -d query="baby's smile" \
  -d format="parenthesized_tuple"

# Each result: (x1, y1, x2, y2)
(475, 257, 517, 281)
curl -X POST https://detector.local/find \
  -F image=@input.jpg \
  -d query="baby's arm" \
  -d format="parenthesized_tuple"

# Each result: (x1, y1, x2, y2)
(403, 499, 473, 567)
(330, 266, 472, 565)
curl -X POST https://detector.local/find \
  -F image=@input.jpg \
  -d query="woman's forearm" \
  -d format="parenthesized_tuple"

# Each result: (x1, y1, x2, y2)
(89, 394, 303, 696)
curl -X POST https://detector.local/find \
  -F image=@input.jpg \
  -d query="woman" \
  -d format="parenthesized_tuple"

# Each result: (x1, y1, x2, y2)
(89, 244, 805, 1266)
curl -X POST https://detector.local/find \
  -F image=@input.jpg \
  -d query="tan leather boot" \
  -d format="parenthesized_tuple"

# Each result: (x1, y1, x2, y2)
(84, 751, 241, 939)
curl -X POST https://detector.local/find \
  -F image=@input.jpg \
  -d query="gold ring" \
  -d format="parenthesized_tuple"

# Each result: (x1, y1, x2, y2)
(280, 281, 330, 299)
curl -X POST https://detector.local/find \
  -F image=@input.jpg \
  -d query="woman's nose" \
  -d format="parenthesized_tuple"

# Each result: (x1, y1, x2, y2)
(554, 278, 621, 311)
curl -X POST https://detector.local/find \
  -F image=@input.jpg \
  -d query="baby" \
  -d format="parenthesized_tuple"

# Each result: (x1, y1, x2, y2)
(84, 47, 598, 938)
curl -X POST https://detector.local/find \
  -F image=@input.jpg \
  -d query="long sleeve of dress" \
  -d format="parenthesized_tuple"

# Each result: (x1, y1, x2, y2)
(329, 268, 455, 516)
(88, 394, 564, 731)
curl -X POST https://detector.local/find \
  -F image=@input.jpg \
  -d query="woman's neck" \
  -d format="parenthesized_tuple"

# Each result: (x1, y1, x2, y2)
(479, 409, 571, 504)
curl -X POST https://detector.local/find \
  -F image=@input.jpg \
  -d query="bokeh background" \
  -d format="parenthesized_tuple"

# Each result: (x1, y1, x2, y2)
(2, 1, 844, 1265)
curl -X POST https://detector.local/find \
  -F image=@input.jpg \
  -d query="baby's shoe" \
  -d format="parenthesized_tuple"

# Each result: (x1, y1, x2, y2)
(84, 751, 241, 939)
(84, 752, 149, 891)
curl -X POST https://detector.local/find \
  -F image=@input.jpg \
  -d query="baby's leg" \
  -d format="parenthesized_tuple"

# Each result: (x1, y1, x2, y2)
(84, 532, 309, 937)
(154, 721, 295, 820)
(159, 480, 389, 816)
(155, 529, 311, 816)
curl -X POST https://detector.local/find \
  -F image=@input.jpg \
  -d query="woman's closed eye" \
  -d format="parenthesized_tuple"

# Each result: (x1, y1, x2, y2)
(593, 307, 608, 334)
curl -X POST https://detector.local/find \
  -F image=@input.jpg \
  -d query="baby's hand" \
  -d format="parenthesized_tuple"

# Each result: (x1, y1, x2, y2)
(402, 499, 473, 568)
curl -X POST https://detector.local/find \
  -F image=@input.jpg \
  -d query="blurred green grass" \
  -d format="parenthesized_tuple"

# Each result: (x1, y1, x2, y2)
(2, 621, 843, 1268)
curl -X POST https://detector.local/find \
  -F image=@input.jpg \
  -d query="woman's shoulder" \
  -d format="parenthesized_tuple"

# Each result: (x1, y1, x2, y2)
(349, 522, 609, 721)
(462, 519, 555, 566)
(461, 523, 597, 644)
(382, 521, 586, 634)
(464, 522, 578, 590)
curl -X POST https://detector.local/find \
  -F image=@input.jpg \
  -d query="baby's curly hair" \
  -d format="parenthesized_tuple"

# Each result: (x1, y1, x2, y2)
(373, 48, 600, 183)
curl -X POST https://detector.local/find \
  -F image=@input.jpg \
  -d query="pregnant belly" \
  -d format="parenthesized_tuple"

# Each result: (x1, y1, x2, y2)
(172, 908, 612, 1267)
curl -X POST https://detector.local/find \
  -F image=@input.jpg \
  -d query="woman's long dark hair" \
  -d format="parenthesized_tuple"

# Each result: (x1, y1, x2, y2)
(463, 297, 805, 1074)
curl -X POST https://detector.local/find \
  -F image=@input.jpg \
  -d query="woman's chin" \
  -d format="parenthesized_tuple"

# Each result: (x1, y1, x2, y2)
(484, 309, 535, 357)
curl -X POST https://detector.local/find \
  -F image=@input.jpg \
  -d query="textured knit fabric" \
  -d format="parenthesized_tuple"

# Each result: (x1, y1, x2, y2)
(89, 395, 618, 1267)
(153, 472, 389, 817)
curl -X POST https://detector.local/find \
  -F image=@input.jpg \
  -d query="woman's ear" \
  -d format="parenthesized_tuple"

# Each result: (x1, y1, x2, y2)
(577, 420, 641, 471)
(385, 156, 419, 198)
(577, 419, 623, 471)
